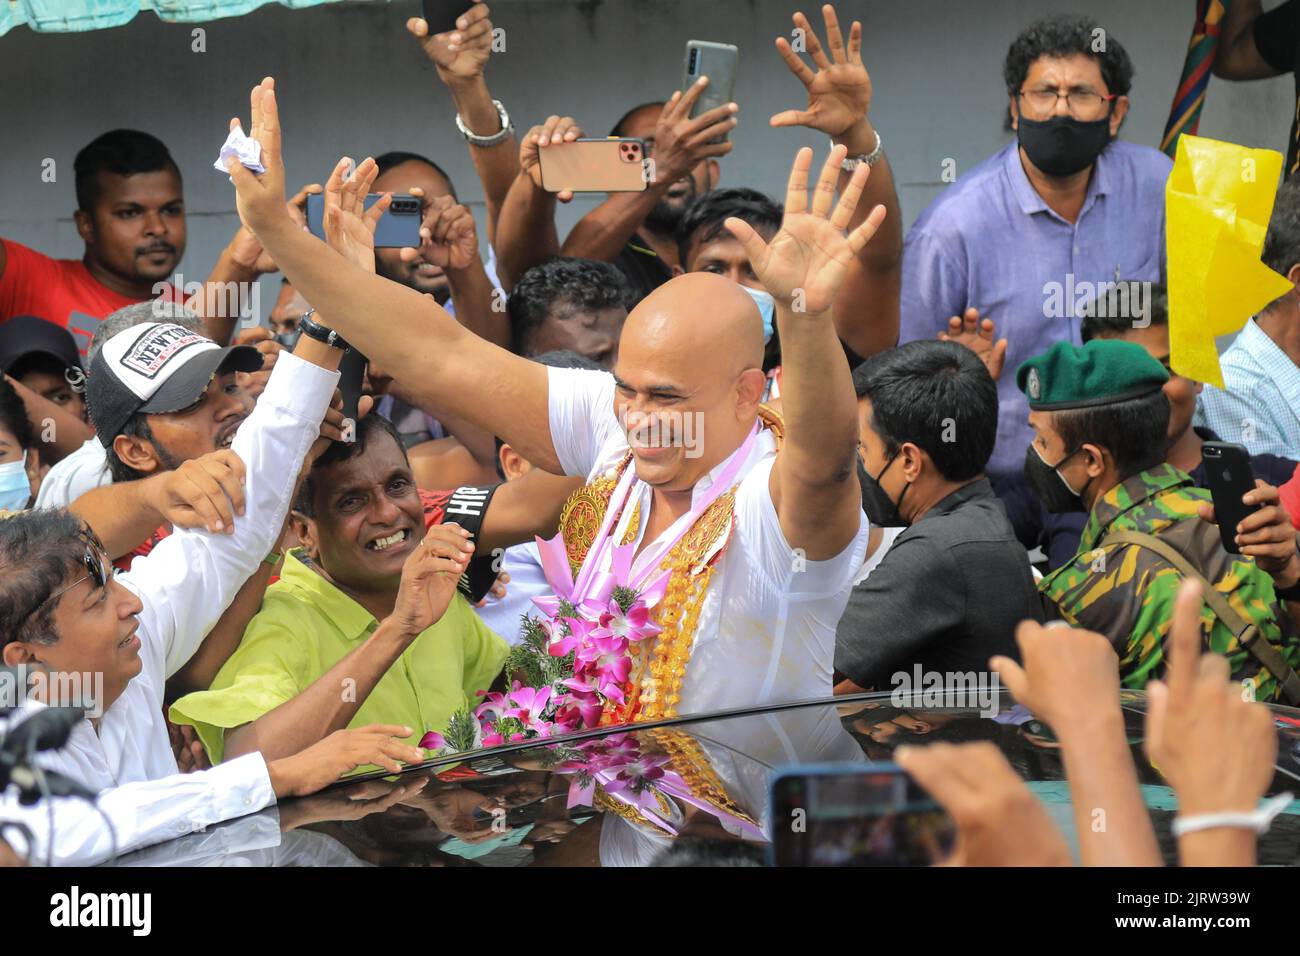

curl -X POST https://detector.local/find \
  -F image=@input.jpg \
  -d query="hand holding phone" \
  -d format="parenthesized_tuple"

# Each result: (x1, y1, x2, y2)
(769, 763, 955, 866)
(537, 138, 648, 193)
(306, 192, 423, 249)
(681, 40, 739, 143)
(1203, 442, 1262, 555)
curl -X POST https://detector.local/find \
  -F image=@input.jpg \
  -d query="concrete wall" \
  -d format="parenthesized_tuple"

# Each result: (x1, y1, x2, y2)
(1, 0, 1295, 320)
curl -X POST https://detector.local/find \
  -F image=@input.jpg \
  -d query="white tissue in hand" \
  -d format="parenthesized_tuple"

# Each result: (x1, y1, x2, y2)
(213, 125, 266, 176)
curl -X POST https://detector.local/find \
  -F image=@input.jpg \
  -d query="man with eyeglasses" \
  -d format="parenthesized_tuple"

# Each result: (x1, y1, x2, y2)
(899, 14, 1171, 560)
(0, 316, 431, 865)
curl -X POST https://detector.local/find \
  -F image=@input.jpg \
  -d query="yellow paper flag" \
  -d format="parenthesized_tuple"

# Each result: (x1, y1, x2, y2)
(1166, 134, 1293, 388)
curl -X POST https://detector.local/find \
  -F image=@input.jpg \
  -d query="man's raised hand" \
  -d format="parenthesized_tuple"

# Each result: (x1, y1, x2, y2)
(520, 115, 584, 202)
(1145, 578, 1278, 818)
(772, 4, 872, 137)
(322, 156, 389, 274)
(896, 742, 1072, 866)
(399, 192, 479, 271)
(157, 449, 247, 535)
(388, 524, 476, 636)
(226, 77, 292, 238)
(725, 145, 885, 315)
(407, 0, 494, 85)
(991, 618, 1121, 736)
(939, 307, 1007, 381)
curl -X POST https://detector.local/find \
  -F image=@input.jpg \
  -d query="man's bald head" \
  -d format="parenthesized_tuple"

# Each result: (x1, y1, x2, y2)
(623, 272, 764, 374)
(612, 273, 768, 492)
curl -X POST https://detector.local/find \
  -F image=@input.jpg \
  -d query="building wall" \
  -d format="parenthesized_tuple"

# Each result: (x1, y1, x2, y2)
(1, 0, 1294, 322)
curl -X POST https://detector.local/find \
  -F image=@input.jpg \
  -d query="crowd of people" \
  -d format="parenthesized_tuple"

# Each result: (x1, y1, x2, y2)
(2, 0, 1300, 868)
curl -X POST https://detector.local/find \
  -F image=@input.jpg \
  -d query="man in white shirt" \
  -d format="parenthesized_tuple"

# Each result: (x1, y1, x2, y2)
(226, 84, 876, 713)
(0, 320, 428, 864)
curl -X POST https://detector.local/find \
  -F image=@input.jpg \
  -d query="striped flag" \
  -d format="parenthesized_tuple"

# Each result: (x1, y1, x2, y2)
(1161, 0, 1230, 157)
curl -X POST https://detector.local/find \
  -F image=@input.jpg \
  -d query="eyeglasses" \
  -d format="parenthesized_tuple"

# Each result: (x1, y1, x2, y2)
(28, 531, 113, 620)
(1017, 87, 1117, 120)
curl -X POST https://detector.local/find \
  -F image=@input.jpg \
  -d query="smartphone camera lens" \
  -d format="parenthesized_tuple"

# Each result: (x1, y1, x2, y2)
(689, 49, 699, 74)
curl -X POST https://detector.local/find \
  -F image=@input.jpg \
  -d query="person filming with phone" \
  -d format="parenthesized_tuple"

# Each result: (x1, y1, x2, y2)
(1020, 338, 1300, 703)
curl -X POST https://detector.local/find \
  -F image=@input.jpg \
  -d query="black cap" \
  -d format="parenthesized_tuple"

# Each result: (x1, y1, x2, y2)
(0, 316, 83, 376)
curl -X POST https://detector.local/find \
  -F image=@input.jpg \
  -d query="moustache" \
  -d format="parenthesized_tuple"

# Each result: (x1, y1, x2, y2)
(137, 243, 176, 257)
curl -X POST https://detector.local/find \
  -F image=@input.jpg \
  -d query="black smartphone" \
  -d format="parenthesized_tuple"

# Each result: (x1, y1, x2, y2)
(305, 193, 422, 249)
(337, 347, 368, 427)
(1204, 441, 1260, 554)
(769, 763, 955, 866)
(421, 0, 471, 35)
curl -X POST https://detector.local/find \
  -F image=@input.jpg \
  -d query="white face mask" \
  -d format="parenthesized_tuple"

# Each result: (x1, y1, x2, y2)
(0, 452, 31, 512)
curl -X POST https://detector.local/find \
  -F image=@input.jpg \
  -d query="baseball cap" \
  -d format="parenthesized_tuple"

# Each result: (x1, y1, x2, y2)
(0, 316, 83, 375)
(86, 322, 263, 447)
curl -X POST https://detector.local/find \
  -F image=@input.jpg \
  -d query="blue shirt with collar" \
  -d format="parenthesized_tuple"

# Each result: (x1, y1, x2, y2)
(1196, 318, 1300, 459)
(900, 139, 1172, 481)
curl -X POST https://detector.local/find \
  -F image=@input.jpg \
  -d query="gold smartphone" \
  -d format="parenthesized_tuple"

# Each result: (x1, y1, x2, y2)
(537, 138, 648, 193)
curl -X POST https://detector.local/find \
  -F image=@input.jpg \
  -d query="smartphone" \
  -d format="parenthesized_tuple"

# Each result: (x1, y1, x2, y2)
(421, 0, 471, 35)
(537, 138, 648, 193)
(769, 763, 955, 866)
(337, 347, 368, 426)
(1204, 441, 1261, 554)
(682, 40, 739, 139)
(305, 193, 423, 249)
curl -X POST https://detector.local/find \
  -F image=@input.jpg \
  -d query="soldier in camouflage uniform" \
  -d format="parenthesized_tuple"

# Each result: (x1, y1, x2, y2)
(1017, 340, 1300, 703)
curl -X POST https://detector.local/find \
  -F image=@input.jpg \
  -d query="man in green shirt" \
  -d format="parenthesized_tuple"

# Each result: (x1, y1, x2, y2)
(170, 414, 508, 770)
(1019, 339, 1300, 703)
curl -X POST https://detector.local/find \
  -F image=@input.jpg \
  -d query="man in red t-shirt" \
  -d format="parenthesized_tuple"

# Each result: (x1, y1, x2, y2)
(0, 130, 188, 356)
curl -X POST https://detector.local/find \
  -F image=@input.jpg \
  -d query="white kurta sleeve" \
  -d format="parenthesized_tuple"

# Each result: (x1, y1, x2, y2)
(120, 351, 339, 684)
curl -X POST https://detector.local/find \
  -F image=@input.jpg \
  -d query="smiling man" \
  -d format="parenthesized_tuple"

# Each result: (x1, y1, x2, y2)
(169, 413, 507, 771)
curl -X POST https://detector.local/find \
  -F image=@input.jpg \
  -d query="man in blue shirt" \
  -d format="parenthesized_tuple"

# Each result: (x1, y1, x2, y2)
(1196, 177, 1300, 459)
(899, 14, 1171, 551)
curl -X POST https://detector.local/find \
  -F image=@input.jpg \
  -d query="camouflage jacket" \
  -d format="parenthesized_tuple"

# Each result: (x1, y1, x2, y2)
(1039, 464, 1300, 702)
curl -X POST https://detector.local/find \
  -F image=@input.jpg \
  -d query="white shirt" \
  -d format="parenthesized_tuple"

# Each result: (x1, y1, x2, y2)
(473, 541, 548, 645)
(34, 437, 110, 509)
(2, 351, 338, 864)
(547, 367, 869, 715)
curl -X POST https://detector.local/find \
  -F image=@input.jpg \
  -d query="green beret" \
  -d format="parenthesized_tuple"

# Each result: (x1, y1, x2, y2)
(1016, 339, 1169, 411)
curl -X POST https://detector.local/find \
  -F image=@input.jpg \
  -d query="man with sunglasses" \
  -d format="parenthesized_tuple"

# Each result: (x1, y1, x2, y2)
(0, 315, 429, 863)
(898, 14, 1171, 560)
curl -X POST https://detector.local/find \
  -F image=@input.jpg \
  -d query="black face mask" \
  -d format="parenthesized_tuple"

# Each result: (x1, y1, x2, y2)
(858, 451, 911, 528)
(1016, 114, 1111, 177)
(1023, 444, 1088, 514)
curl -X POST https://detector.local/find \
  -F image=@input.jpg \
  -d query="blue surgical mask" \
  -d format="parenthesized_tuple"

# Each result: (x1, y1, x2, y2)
(740, 285, 776, 344)
(0, 453, 31, 512)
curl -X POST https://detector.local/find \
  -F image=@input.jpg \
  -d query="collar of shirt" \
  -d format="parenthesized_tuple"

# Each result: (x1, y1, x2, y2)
(1237, 318, 1300, 408)
(914, 476, 995, 523)
(1003, 139, 1111, 222)
(1080, 464, 1195, 551)
(277, 550, 378, 642)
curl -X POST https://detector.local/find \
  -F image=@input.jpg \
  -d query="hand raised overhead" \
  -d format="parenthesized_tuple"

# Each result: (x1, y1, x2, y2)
(725, 145, 885, 315)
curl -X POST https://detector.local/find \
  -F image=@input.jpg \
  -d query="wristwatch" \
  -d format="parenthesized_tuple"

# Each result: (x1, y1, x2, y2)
(455, 99, 513, 147)
(297, 309, 351, 353)
(838, 128, 883, 171)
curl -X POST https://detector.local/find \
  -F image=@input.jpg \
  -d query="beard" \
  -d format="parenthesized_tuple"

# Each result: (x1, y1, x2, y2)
(643, 176, 700, 233)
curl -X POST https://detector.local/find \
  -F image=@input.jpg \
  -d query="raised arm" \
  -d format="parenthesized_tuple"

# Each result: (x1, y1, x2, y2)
(771, 5, 901, 357)
(1212, 0, 1278, 81)
(561, 82, 736, 263)
(729, 145, 880, 559)
(494, 115, 582, 291)
(225, 78, 559, 471)
(4, 373, 94, 464)
(407, 2, 518, 245)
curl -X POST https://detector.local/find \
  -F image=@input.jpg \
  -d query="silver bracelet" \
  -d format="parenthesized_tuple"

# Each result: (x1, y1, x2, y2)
(455, 99, 513, 147)
(1171, 792, 1294, 837)
(838, 128, 883, 171)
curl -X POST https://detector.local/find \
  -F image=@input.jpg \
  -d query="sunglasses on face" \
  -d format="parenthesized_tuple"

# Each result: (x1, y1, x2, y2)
(30, 532, 113, 618)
